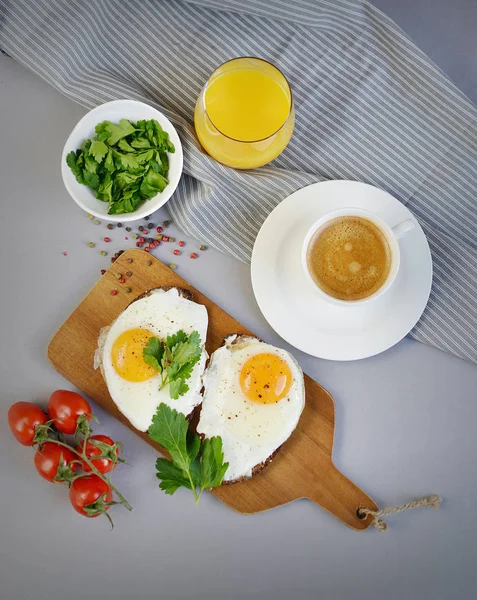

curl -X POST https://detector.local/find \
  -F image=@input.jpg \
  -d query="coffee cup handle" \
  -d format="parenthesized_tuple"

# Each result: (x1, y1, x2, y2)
(392, 219, 415, 240)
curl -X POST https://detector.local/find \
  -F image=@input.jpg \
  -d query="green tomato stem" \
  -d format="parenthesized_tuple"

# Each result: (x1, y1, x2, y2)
(50, 439, 133, 511)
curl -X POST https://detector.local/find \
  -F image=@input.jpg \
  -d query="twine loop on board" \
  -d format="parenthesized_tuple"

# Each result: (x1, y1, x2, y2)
(358, 494, 442, 532)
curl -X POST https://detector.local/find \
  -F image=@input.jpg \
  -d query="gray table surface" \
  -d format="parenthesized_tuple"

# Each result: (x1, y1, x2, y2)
(1, 2, 477, 597)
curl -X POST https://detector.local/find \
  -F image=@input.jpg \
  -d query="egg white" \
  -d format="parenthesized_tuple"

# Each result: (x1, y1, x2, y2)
(196, 335, 305, 482)
(96, 288, 208, 431)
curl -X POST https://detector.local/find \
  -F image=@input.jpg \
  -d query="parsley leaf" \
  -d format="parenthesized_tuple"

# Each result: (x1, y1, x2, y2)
(149, 403, 190, 472)
(143, 337, 164, 371)
(200, 437, 229, 489)
(169, 378, 189, 400)
(89, 140, 108, 163)
(155, 458, 193, 494)
(106, 118, 136, 145)
(149, 404, 229, 503)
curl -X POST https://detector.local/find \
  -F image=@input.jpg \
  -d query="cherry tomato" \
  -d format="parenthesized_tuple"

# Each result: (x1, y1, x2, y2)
(76, 434, 119, 474)
(47, 390, 91, 434)
(34, 442, 77, 482)
(69, 475, 112, 518)
(8, 402, 48, 446)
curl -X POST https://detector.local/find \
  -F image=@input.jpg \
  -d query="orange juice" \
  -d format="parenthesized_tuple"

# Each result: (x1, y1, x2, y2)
(194, 57, 294, 169)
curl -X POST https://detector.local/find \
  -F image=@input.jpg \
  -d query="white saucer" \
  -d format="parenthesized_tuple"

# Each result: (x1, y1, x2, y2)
(251, 180, 433, 360)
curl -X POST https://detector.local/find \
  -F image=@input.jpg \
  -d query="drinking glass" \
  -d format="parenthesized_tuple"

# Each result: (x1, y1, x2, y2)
(194, 57, 294, 169)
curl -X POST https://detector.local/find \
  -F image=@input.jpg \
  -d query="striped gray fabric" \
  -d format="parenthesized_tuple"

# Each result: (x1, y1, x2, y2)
(1, 0, 477, 362)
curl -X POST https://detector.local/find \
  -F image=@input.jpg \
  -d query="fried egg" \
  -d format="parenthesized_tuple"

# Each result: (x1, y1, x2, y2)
(197, 335, 305, 482)
(95, 288, 208, 431)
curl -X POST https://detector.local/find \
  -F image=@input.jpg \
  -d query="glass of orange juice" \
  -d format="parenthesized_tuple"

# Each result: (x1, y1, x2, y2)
(194, 57, 294, 170)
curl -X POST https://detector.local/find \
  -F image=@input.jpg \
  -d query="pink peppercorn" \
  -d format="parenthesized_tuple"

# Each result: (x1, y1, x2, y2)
(178, 241, 185, 247)
(104, 237, 111, 243)
(173, 249, 180, 256)
(190, 252, 198, 259)
(110, 289, 118, 296)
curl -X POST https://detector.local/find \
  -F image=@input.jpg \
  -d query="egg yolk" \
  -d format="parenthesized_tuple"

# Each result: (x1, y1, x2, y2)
(111, 328, 158, 382)
(240, 353, 292, 404)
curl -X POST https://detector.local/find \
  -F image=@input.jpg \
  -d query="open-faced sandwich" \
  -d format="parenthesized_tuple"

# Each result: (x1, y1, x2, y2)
(197, 334, 305, 483)
(94, 287, 208, 431)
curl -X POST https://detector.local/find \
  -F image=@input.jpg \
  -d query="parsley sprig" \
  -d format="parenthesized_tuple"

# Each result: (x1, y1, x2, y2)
(143, 330, 202, 399)
(149, 404, 228, 503)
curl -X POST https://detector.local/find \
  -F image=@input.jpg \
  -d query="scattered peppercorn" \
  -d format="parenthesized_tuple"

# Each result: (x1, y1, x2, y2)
(190, 252, 198, 259)
(199, 245, 208, 251)
(127, 258, 133, 263)
(100, 269, 106, 275)
(162, 236, 169, 242)
(178, 240, 185, 247)
(94, 219, 100, 225)
(136, 241, 142, 247)
(145, 216, 150, 221)
(144, 247, 151, 253)
(62, 251, 67, 256)
(125, 227, 131, 232)
(115, 273, 122, 280)
(87, 213, 94, 219)
(107, 223, 114, 230)
(125, 287, 132, 293)
(104, 237, 111, 243)
(147, 223, 154, 230)
(139, 236, 145, 243)
(147, 237, 154, 244)
(173, 249, 180, 256)
(101, 250, 107, 256)
(88, 242, 95, 248)
(110, 289, 118, 296)
(146, 260, 152, 266)
(168, 237, 175, 243)
(153, 240, 160, 247)
(133, 233, 139, 239)
(118, 277, 125, 284)
(139, 226, 146, 232)
(117, 223, 123, 228)
(126, 271, 133, 277)
(169, 263, 177, 270)
(163, 220, 170, 227)
(111, 256, 117, 263)
(156, 226, 163, 234)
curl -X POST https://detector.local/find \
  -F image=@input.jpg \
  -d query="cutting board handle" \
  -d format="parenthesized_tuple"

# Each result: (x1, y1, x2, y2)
(306, 461, 378, 531)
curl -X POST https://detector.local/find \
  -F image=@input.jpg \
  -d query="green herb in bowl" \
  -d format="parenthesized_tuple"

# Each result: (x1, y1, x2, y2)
(66, 119, 175, 215)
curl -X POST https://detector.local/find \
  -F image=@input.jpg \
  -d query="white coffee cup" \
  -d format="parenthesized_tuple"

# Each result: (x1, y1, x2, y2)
(301, 207, 415, 305)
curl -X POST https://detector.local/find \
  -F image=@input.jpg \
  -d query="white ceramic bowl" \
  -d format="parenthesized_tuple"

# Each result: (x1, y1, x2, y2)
(61, 100, 183, 222)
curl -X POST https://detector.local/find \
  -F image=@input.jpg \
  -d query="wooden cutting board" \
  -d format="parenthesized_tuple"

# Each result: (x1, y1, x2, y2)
(48, 249, 377, 530)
